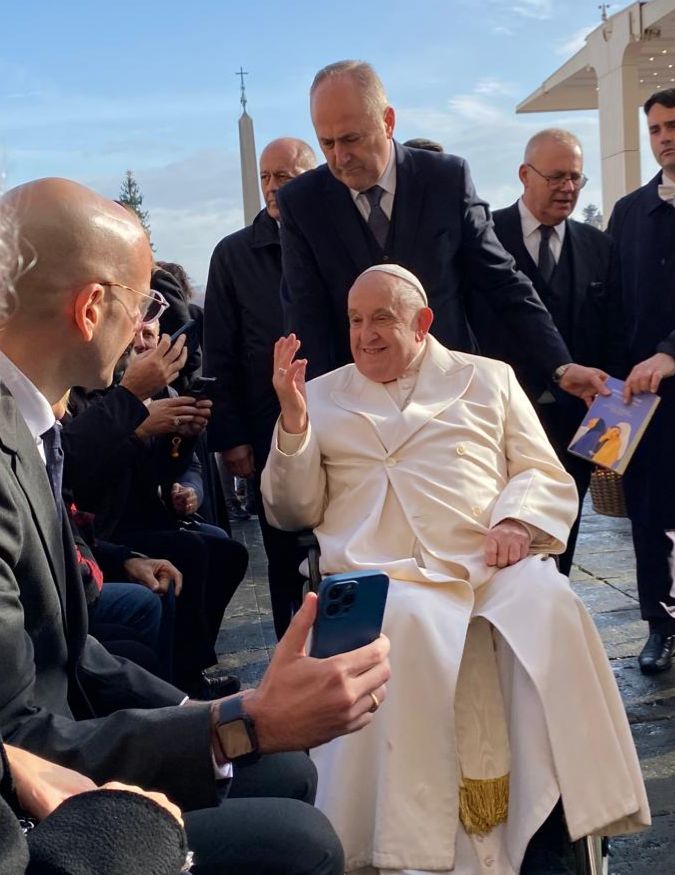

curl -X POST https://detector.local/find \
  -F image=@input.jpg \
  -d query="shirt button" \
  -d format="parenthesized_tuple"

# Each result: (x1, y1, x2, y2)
(484, 856, 494, 868)
(472, 506, 482, 517)
(456, 445, 466, 455)
(385, 458, 397, 467)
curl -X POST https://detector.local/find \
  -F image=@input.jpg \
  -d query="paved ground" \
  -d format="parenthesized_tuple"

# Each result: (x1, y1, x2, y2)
(217, 502, 675, 873)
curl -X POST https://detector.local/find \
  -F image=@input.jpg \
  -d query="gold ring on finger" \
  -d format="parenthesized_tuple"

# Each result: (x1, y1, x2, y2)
(277, 367, 287, 375)
(368, 692, 380, 713)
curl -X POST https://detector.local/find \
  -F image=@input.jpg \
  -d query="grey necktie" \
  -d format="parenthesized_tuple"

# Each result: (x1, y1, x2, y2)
(42, 421, 64, 511)
(537, 225, 555, 283)
(363, 185, 390, 249)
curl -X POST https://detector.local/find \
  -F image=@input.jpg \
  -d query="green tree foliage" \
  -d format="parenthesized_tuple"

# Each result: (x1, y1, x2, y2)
(118, 170, 153, 244)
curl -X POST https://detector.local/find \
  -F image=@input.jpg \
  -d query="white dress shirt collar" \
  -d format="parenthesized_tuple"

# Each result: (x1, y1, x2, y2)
(517, 198, 566, 244)
(350, 141, 397, 223)
(0, 349, 55, 460)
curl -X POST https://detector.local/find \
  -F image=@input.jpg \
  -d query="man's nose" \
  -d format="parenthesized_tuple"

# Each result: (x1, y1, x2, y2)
(334, 143, 351, 167)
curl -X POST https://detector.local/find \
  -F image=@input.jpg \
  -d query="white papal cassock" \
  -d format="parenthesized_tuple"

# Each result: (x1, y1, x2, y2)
(262, 337, 650, 874)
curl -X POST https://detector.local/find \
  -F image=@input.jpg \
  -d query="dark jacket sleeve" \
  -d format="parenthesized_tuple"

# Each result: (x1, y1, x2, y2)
(277, 185, 337, 378)
(457, 160, 572, 377)
(27, 789, 189, 875)
(61, 387, 149, 494)
(203, 242, 251, 451)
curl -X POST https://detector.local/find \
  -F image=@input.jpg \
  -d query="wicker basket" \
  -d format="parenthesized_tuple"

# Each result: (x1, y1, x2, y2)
(589, 467, 627, 518)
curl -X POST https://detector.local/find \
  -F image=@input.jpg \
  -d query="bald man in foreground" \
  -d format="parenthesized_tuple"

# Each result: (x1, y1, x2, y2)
(0, 179, 389, 874)
(204, 137, 317, 637)
(262, 265, 648, 874)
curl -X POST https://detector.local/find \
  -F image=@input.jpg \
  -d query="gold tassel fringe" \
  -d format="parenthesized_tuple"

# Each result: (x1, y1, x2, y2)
(458, 774, 509, 835)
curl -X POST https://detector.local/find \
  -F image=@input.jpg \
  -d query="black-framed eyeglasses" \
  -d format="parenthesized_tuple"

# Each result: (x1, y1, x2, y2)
(526, 163, 588, 191)
(100, 282, 169, 324)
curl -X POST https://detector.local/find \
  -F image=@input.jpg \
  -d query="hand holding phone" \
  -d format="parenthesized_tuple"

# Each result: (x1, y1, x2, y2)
(310, 570, 389, 658)
(190, 376, 217, 399)
(169, 319, 196, 343)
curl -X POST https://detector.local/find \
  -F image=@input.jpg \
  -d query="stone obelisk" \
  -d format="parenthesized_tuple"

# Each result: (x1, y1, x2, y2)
(236, 67, 261, 226)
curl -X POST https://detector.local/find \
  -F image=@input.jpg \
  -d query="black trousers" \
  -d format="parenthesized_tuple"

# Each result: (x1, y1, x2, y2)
(183, 752, 344, 874)
(631, 521, 675, 631)
(118, 527, 248, 689)
(535, 400, 591, 576)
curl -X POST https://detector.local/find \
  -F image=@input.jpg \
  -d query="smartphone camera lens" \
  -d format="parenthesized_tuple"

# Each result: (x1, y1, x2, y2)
(342, 592, 355, 607)
(327, 585, 342, 600)
(325, 602, 340, 616)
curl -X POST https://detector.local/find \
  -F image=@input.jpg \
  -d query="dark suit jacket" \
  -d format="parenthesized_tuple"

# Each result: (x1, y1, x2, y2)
(278, 140, 570, 379)
(607, 171, 675, 526)
(471, 202, 616, 401)
(203, 208, 284, 458)
(0, 383, 217, 810)
(63, 386, 201, 540)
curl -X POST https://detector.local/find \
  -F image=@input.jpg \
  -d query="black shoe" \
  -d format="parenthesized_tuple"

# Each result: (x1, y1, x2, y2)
(226, 499, 250, 521)
(639, 631, 675, 674)
(189, 668, 241, 700)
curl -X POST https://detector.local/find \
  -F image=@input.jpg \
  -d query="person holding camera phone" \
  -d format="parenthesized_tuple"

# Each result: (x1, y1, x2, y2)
(262, 263, 649, 875)
(0, 178, 391, 875)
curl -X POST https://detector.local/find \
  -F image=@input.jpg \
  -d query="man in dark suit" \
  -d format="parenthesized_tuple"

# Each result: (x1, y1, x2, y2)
(607, 89, 675, 674)
(204, 137, 316, 638)
(278, 59, 608, 408)
(472, 129, 615, 574)
(0, 178, 390, 873)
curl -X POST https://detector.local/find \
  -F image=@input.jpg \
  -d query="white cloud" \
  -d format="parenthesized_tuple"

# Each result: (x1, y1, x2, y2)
(555, 24, 596, 56)
(474, 79, 517, 97)
(508, 0, 553, 20)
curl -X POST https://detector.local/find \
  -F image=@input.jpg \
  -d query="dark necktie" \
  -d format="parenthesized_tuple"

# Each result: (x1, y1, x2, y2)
(537, 224, 555, 283)
(363, 185, 390, 249)
(42, 422, 64, 512)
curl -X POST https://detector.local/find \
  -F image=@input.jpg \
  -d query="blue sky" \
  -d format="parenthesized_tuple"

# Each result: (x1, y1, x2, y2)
(0, 0, 661, 289)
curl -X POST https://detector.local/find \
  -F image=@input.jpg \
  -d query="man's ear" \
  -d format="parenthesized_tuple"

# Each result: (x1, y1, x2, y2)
(73, 284, 105, 342)
(384, 106, 396, 138)
(518, 163, 529, 187)
(416, 306, 434, 340)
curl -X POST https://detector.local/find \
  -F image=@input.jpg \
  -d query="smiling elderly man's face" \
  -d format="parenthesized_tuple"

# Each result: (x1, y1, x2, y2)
(347, 272, 431, 383)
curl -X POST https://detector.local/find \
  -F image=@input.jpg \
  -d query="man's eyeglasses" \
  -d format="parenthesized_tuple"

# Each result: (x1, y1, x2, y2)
(526, 163, 588, 191)
(100, 282, 169, 324)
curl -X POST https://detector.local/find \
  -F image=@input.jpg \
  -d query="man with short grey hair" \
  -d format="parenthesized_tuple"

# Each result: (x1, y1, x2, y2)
(204, 136, 317, 637)
(278, 60, 609, 414)
(470, 128, 615, 574)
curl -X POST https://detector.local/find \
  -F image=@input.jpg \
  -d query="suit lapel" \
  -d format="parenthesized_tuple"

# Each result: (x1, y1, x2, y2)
(323, 172, 374, 272)
(389, 142, 423, 265)
(496, 203, 540, 281)
(0, 388, 69, 626)
(330, 338, 475, 455)
(566, 219, 589, 330)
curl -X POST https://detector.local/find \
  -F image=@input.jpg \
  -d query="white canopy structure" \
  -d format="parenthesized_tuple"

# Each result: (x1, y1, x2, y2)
(518, 0, 675, 218)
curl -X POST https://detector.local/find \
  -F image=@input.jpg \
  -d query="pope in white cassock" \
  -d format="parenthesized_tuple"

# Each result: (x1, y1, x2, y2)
(261, 264, 650, 875)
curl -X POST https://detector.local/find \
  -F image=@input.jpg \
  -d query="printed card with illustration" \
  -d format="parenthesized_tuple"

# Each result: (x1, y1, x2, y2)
(567, 376, 660, 475)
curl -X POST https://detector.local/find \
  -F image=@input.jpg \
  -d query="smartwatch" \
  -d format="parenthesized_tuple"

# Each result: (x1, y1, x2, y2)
(215, 694, 259, 763)
(552, 363, 573, 383)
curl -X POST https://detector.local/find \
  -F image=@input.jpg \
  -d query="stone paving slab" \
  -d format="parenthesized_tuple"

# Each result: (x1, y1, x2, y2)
(219, 505, 675, 873)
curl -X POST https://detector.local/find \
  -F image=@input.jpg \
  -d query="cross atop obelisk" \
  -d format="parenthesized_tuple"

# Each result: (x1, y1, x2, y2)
(236, 66, 261, 225)
(236, 66, 249, 113)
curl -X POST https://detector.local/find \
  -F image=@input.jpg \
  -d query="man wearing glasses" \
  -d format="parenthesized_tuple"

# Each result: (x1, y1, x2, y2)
(0, 178, 389, 874)
(470, 128, 617, 574)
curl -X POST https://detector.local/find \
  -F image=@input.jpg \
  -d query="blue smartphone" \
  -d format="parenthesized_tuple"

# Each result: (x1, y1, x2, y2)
(169, 319, 196, 343)
(310, 570, 389, 659)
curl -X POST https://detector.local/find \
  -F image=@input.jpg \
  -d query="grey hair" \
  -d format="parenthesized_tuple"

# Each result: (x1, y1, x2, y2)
(310, 60, 388, 119)
(524, 129, 583, 163)
(392, 279, 427, 321)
